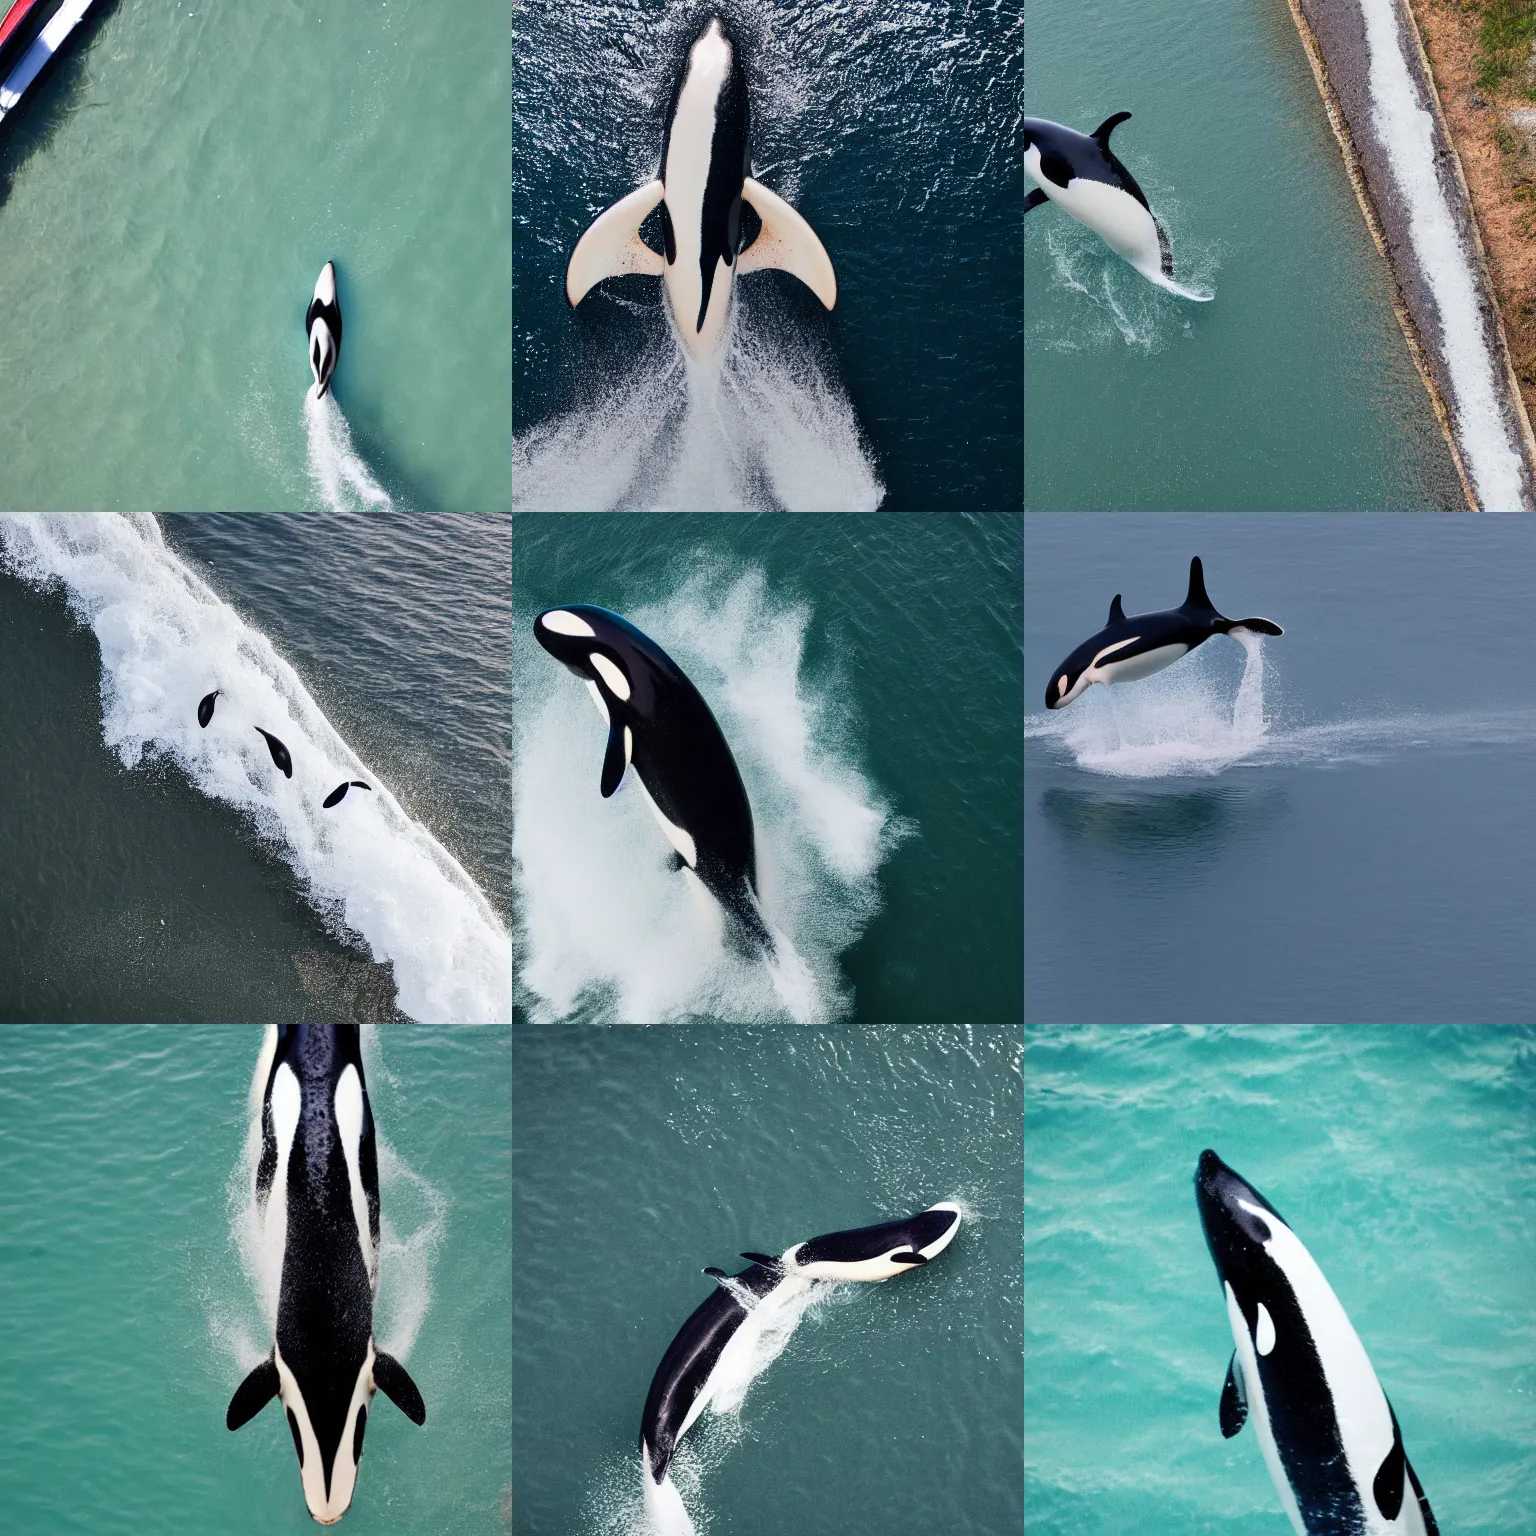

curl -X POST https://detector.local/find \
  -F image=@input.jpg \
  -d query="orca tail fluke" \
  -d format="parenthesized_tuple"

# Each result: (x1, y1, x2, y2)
(737, 178, 837, 309)
(566, 181, 666, 306)
(1227, 617, 1283, 637)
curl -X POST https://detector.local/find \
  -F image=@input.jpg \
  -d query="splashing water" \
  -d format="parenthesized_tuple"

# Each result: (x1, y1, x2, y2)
(305, 390, 393, 513)
(513, 566, 912, 1023)
(0, 514, 510, 1021)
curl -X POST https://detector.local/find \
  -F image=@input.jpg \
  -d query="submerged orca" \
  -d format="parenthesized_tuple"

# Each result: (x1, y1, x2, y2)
(227, 1027, 426, 1526)
(198, 689, 220, 729)
(1023, 114, 1210, 301)
(533, 603, 772, 952)
(641, 1204, 961, 1491)
(323, 780, 373, 810)
(306, 261, 343, 399)
(1045, 556, 1282, 710)
(254, 726, 294, 779)
(1196, 1151, 1438, 1536)
(565, 14, 836, 364)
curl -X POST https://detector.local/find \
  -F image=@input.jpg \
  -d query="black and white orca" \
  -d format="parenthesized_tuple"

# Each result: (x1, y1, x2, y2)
(534, 603, 772, 953)
(254, 726, 294, 779)
(198, 688, 220, 729)
(564, 14, 837, 365)
(1045, 556, 1282, 710)
(227, 1027, 426, 1526)
(640, 1203, 961, 1490)
(323, 780, 372, 810)
(1023, 114, 1210, 301)
(1196, 1151, 1438, 1536)
(305, 261, 343, 399)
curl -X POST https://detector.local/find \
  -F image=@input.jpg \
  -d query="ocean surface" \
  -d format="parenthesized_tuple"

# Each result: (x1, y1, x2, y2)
(513, 0, 1022, 511)
(514, 1023, 1022, 1536)
(0, 1024, 512, 1533)
(1025, 1025, 1536, 1534)
(1023, 0, 1463, 509)
(1027, 513, 1536, 1022)
(513, 513, 1022, 1024)
(0, 0, 510, 512)
(0, 512, 510, 1023)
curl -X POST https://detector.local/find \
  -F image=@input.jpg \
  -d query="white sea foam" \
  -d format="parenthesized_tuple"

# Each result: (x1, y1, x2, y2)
(1359, 0, 1528, 510)
(305, 389, 393, 513)
(0, 513, 510, 1021)
(513, 567, 911, 1023)
(1028, 633, 1536, 779)
(513, 295, 882, 511)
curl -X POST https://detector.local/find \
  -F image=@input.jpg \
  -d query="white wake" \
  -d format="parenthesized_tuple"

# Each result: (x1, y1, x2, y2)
(305, 389, 393, 514)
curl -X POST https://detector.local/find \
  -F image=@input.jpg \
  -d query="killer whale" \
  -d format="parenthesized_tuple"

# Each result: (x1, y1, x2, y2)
(564, 14, 837, 365)
(323, 780, 372, 809)
(198, 688, 220, 729)
(1045, 556, 1282, 710)
(641, 1203, 961, 1490)
(226, 1027, 425, 1526)
(306, 261, 343, 399)
(533, 603, 772, 952)
(1023, 114, 1210, 302)
(255, 726, 294, 779)
(1196, 1151, 1437, 1536)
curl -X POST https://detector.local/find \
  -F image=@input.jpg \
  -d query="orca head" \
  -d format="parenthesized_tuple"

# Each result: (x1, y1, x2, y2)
(274, 1341, 377, 1525)
(534, 606, 656, 727)
(1195, 1150, 1296, 1356)
(1045, 660, 1093, 711)
(786, 1202, 963, 1281)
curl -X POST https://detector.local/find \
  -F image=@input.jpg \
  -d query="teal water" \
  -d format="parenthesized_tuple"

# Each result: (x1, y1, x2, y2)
(0, 1025, 511, 1532)
(1023, 0, 1462, 509)
(513, 1024, 1022, 1536)
(512, 513, 1022, 1024)
(1025, 1025, 1536, 1534)
(0, 0, 510, 512)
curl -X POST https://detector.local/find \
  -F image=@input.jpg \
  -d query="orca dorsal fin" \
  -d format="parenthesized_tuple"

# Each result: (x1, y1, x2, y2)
(600, 721, 629, 799)
(374, 1350, 427, 1426)
(1092, 111, 1132, 149)
(740, 1252, 781, 1269)
(1184, 556, 1214, 611)
(226, 1357, 279, 1431)
(1108, 594, 1126, 625)
(1219, 1351, 1248, 1438)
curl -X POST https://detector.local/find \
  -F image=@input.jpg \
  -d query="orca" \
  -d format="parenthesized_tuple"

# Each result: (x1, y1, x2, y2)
(1045, 556, 1282, 710)
(1196, 1151, 1438, 1536)
(564, 14, 837, 365)
(306, 261, 343, 399)
(640, 1203, 961, 1491)
(198, 689, 220, 729)
(323, 780, 372, 810)
(1023, 114, 1210, 302)
(227, 1027, 426, 1526)
(533, 603, 772, 953)
(254, 727, 294, 779)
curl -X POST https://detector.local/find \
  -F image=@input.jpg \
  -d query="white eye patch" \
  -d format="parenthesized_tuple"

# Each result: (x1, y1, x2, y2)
(590, 653, 630, 700)
(541, 609, 595, 637)
(1255, 1302, 1275, 1356)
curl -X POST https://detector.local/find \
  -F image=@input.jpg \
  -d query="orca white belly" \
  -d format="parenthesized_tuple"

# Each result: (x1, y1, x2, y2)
(1042, 176, 1163, 278)
(1094, 642, 1188, 686)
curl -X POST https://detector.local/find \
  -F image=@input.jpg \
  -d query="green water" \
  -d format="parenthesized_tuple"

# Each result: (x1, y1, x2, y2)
(513, 1024, 1023, 1535)
(0, 0, 510, 511)
(0, 1025, 511, 1533)
(1024, 0, 1463, 509)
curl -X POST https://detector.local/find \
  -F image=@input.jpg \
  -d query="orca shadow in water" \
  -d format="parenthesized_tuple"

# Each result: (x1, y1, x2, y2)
(1023, 113, 1210, 302)
(1037, 783, 1288, 856)
(640, 1204, 961, 1491)
(1045, 556, 1282, 711)
(533, 603, 773, 954)
(227, 1026, 425, 1525)
(1196, 1151, 1438, 1535)
(564, 13, 837, 366)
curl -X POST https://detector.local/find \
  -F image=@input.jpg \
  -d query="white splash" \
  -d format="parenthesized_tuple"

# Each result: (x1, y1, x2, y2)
(1359, 0, 1528, 510)
(305, 389, 394, 514)
(0, 513, 510, 1022)
(513, 567, 911, 1023)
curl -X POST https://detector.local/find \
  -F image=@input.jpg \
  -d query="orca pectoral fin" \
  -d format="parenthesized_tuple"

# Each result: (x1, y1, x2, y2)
(1229, 617, 1283, 637)
(374, 1350, 426, 1426)
(1219, 1351, 1248, 1438)
(703, 1266, 728, 1279)
(600, 722, 628, 798)
(566, 181, 666, 306)
(738, 178, 837, 309)
(226, 1357, 279, 1431)
(889, 1251, 928, 1265)
(1023, 187, 1050, 214)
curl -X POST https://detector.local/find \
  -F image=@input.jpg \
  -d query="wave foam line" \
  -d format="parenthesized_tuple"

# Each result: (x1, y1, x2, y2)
(0, 514, 510, 1021)
(1359, 0, 1528, 510)
(305, 390, 393, 514)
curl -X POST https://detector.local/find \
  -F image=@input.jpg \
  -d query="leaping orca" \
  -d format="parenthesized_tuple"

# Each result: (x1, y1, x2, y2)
(1196, 1151, 1438, 1536)
(1023, 114, 1211, 301)
(255, 726, 294, 779)
(198, 689, 220, 729)
(1045, 556, 1282, 710)
(227, 1027, 426, 1526)
(641, 1204, 961, 1492)
(534, 603, 772, 953)
(564, 14, 837, 364)
(306, 261, 343, 399)
(323, 780, 373, 809)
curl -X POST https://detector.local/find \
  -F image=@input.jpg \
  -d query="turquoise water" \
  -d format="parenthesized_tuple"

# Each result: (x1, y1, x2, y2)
(1023, 0, 1462, 509)
(513, 513, 1022, 1024)
(514, 1024, 1022, 1536)
(1026, 1025, 1536, 1534)
(0, 0, 510, 511)
(0, 1025, 511, 1532)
